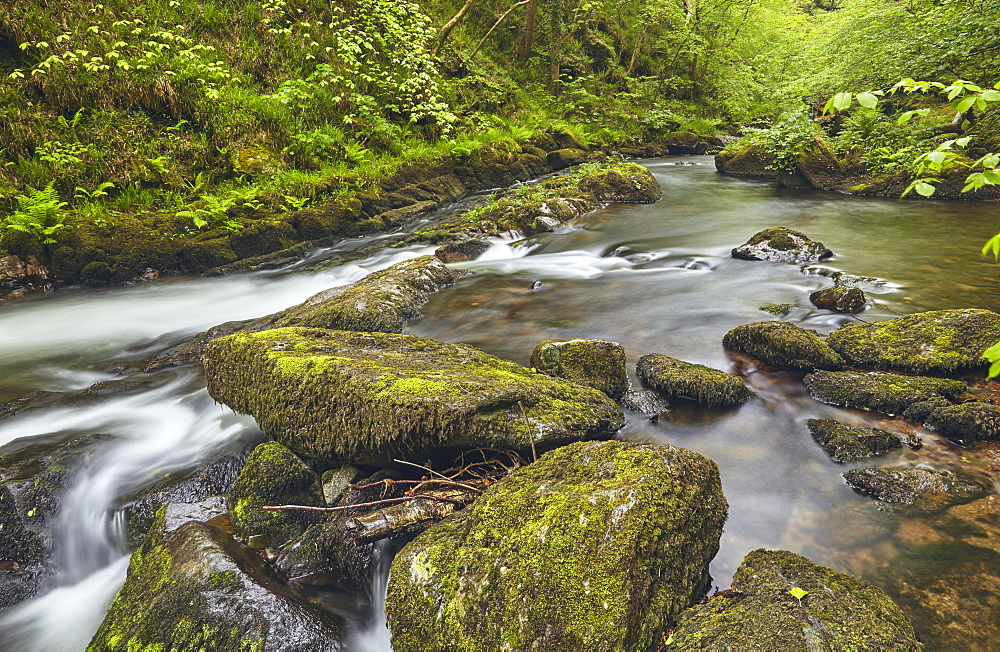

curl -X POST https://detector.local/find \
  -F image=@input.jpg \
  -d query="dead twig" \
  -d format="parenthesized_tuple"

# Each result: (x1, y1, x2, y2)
(262, 494, 471, 513)
(518, 400, 538, 462)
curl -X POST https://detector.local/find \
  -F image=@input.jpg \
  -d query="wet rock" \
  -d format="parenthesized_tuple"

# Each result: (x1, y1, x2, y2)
(275, 255, 458, 333)
(665, 548, 920, 651)
(227, 441, 324, 549)
(576, 162, 661, 203)
(714, 142, 779, 179)
(809, 285, 867, 313)
(89, 521, 345, 651)
(622, 389, 670, 417)
(0, 433, 107, 609)
(433, 239, 490, 263)
(0, 255, 55, 302)
(204, 329, 624, 464)
(637, 353, 754, 408)
(806, 419, 901, 462)
(833, 271, 889, 291)
(826, 309, 1000, 374)
(731, 227, 833, 264)
(722, 321, 843, 371)
(664, 131, 701, 154)
(546, 148, 588, 169)
(553, 129, 588, 151)
(901, 396, 954, 423)
(804, 370, 966, 415)
(924, 401, 1000, 441)
(147, 497, 229, 543)
(844, 466, 990, 514)
(385, 441, 728, 651)
(321, 465, 361, 506)
(758, 303, 792, 316)
(530, 338, 629, 399)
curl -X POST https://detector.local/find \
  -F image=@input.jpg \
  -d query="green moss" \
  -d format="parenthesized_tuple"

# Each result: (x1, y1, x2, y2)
(924, 401, 1000, 440)
(732, 227, 832, 263)
(723, 321, 843, 371)
(759, 303, 793, 316)
(806, 419, 901, 462)
(804, 370, 965, 415)
(637, 353, 754, 408)
(530, 338, 629, 399)
(827, 309, 1000, 374)
(385, 440, 727, 651)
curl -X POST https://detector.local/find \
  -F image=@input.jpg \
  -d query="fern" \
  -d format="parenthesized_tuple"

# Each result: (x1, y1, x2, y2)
(4, 182, 69, 244)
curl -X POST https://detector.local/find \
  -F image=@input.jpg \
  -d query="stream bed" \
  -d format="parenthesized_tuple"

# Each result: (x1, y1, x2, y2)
(1, 156, 998, 649)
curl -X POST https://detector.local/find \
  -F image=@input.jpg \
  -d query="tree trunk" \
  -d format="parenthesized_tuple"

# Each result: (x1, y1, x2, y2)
(433, 0, 477, 58)
(519, 0, 537, 61)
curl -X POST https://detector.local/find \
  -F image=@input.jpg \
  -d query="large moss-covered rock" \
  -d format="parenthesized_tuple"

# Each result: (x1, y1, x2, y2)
(714, 142, 778, 179)
(204, 328, 624, 463)
(530, 338, 629, 399)
(385, 440, 728, 651)
(809, 285, 867, 313)
(665, 548, 920, 651)
(275, 255, 457, 333)
(844, 466, 990, 514)
(826, 309, 1000, 374)
(806, 419, 901, 462)
(89, 521, 345, 651)
(804, 370, 966, 415)
(576, 162, 662, 203)
(732, 227, 833, 264)
(925, 401, 1000, 441)
(722, 321, 843, 371)
(227, 441, 324, 549)
(664, 131, 702, 154)
(637, 353, 754, 408)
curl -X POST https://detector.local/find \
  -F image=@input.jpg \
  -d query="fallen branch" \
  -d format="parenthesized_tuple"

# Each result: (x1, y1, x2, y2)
(262, 494, 469, 512)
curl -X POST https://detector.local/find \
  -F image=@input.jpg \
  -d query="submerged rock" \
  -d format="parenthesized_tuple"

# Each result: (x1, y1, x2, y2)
(804, 370, 966, 415)
(275, 255, 458, 333)
(637, 353, 754, 408)
(826, 309, 1000, 375)
(530, 338, 629, 399)
(665, 548, 920, 651)
(433, 239, 490, 263)
(844, 466, 990, 514)
(227, 441, 324, 549)
(924, 401, 1000, 441)
(806, 419, 901, 462)
(731, 227, 833, 264)
(722, 321, 843, 371)
(758, 303, 793, 316)
(204, 328, 624, 464)
(385, 440, 728, 651)
(90, 521, 345, 651)
(622, 389, 671, 417)
(809, 285, 867, 313)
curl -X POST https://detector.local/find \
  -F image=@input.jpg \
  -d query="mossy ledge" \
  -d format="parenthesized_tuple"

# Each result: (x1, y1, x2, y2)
(826, 309, 1000, 375)
(665, 548, 921, 650)
(385, 440, 727, 652)
(804, 370, 966, 415)
(722, 321, 843, 371)
(637, 353, 754, 408)
(203, 328, 624, 464)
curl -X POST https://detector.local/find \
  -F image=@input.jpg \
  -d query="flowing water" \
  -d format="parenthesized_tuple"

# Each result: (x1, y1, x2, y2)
(0, 156, 998, 649)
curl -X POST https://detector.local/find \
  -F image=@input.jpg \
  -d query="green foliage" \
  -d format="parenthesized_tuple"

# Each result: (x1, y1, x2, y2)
(743, 110, 818, 171)
(3, 182, 68, 244)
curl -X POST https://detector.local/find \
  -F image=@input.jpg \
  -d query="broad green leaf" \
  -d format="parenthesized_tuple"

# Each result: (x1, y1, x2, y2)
(981, 90, 1000, 102)
(956, 95, 977, 113)
(914, 181, 937, 197)
(955, 136, 972, 148)
(856, 92, 878, 108)
(897, 111, 915, 125)
(982, 234, 1000, 260)
(822, 96, 836, 116)
(926, 151, 948, 166)
(988, 359, 1000, 380)
(789, 587, 809, 600)
(984, 341, 1000, 359)
(832, 92, 852, 112)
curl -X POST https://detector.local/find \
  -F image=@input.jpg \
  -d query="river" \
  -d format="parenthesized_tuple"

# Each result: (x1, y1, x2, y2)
(0, 156, 997, 649)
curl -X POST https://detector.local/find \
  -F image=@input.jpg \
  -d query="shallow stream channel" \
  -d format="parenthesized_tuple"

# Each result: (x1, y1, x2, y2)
(1, 156, 998, 649)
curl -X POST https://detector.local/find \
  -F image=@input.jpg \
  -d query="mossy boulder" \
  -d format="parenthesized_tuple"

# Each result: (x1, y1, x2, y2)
(924, 402, 1000, 441)
(809, 285, 867, 313)
(714, 142, 779, 179)
(637, 353, 754, 408)
(546, 148, 588, 169)
(826, 309, 1000, 374)
(204, 328, 624, 464)
(844, 466, 990, 514)
(275, 255, 457, 333)
(732, 227, 833, 264)
(577, 162, 662, 203)
(664, 131, 701, 154)
(664, 548, 921, 651)
(804, 370, 966, 415)
(385, 440, 728, 652)
(759, 303, 793, 316)
(88, 521, 345, 651)
(227, 441, 324, 549)
(901, 396, 954, 423)
(722, 321, 843, 371)
(806, 419, 901, 462)
(433, 238, 490, 263)
(622, 389, 671, 417)
(530, 338, 629, 399)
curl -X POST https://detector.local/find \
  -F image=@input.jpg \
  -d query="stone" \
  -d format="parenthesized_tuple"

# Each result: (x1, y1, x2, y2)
(546, 148, 588, 169)
(722, 321, 843, 371)
(275, 255, 458, 333)
(731, 227, 833, 264)
(665, 549, 921, 651)
(321, 466, 361, 506)
(924, 401, 1000, 441)
(844, 466, 990, 514)
(576, 162, 662, 203)
(385, 441, 728, 651)
(89, 521, 345, 651)
(714, 142, 779, 179)
(622, 389, 671, 417)
(804, 370, 966, 415)
(637, 353, 754, 408)
(530, 338, 630, 399)
(901, 396, 954, 423)
(227, 441, 324, 549)
(433, 239, 490, 263)
(758, 303, 792, 316)
(806, 419, 901, 462)
(826, 309, 1000, 375)
(204, 328, 624, 464)
(664, 131, 701, 154)
(809, 285, 867, 313)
